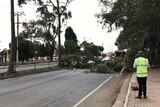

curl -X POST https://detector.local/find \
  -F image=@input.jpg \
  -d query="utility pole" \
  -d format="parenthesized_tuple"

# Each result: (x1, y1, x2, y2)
(16, 13, 19, 66)
(15, 12, 24, 66)
(102, 42, 104, 55)
(8, 0, 16, 73)
(0, 41, 1, 50)
(56, 0, 61, 67)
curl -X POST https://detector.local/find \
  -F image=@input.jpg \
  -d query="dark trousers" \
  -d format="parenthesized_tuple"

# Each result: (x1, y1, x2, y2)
(137, 77, 147, 97)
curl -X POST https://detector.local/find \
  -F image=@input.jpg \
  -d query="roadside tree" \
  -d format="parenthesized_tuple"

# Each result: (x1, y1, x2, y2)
(18, 0, 74, 66)
(97, 0, 160, 66)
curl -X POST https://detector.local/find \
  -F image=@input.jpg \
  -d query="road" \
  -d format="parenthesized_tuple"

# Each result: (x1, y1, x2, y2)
(0, 69, 123, 107)
(0, 62, 57, 73)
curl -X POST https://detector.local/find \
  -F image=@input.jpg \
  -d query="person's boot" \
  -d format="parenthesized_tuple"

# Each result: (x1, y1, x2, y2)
(144, 96, 148, 99)
(135, 96, 142, 99)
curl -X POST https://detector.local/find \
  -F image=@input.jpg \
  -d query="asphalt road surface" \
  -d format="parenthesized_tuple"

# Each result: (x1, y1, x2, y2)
(0, 69, 123, 107)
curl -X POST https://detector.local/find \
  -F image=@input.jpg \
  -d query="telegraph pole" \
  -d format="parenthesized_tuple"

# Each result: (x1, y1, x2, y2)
(8, 0, 16, 73)
(15, 12, 24, 66)
(56, 0, 61, 67)
(16, 13, 19, 66)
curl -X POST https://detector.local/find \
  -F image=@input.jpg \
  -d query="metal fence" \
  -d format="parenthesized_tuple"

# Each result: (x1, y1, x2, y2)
(0, 61, 58, 74)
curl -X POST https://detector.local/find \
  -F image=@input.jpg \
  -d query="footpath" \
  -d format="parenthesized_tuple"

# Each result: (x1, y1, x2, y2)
(112, 69, 160, 107)
(125, 69, 160, 107)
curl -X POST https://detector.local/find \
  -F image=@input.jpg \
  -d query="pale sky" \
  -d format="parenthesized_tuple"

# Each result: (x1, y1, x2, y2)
(0, 0, 120, 52)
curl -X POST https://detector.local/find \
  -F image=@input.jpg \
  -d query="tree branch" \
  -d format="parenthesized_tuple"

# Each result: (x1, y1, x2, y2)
(48, 0, 55, 7)
(60, 0, 74, 15)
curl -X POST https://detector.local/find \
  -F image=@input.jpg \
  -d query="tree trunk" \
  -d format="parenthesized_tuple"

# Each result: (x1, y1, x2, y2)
(8, 0, 16, 73)
(50, 40, 56, 61)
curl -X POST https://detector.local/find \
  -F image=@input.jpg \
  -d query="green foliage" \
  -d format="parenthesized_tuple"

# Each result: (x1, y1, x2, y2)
(90, 58, 127, 73)
(18, 36, 35, 61)
(21, 7, 57, 60)
(64, 27, 80, 55)
(38, 44, 48, 57)
(33, 42, 49, 58)
(81, 41, 104, 58)
(60, 55, 81, 68)
(124, 66, 134, 73)
(18, 0, 26, 6)
(19, 0, 73, 62)
(90, 63, 113, 73)
(60, 54, 98, 69)
(65, 27, 78, 42)
(98, 0, 160, 65)
(64, 40, 79, 54)
(106, 58, 125, 72)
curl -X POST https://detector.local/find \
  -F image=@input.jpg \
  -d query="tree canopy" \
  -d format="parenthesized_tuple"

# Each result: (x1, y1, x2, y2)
(18, 0, 73, 61)
(64, 27, 79, 54)
(65, 27, 78, 42)
(18, 35, 35, 62)
(98, 0, 160, 65)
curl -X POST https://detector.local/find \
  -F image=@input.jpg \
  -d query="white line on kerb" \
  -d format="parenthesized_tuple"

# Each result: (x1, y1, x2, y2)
(72, 76, 113, 107)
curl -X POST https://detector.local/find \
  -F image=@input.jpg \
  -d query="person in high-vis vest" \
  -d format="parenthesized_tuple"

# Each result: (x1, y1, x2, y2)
(133, 51, 150, 99)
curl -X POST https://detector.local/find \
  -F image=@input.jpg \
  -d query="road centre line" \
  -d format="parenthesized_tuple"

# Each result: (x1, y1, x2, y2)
(72, 76, 113, 107)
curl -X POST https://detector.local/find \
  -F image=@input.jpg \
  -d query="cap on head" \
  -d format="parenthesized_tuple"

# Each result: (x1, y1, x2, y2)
(137, 51, 143, 57)
(137, 51, 142, 54)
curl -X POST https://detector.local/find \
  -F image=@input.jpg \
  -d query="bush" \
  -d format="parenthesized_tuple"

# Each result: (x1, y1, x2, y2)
(79, 63, 93, 69)
(90, 57, 129, 73)
(90, 63, 113, 73)
(106, 58, 126, 72)
(60, 55, 81, 68)
(124, 66, 134, 73)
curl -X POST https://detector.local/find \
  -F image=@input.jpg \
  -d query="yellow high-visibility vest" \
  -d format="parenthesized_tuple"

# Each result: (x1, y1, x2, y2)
(135, 57, 149, 77)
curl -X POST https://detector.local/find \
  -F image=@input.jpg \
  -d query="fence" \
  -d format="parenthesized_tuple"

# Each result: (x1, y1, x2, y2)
(0, 61, 58, 74)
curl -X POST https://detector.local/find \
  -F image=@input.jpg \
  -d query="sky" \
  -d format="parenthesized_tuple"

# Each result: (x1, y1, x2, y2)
(0, 0, 120, 52)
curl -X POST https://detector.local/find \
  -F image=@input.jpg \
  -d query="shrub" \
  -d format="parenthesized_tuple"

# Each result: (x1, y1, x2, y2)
(60, 55, 81, 68)
(105, 58, 125, 72)
(90, 63, 113, 73)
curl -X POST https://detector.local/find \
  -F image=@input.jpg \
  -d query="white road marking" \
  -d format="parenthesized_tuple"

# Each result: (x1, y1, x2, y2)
(123, 76, 132, 107)
(72, 76, 113, 107)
